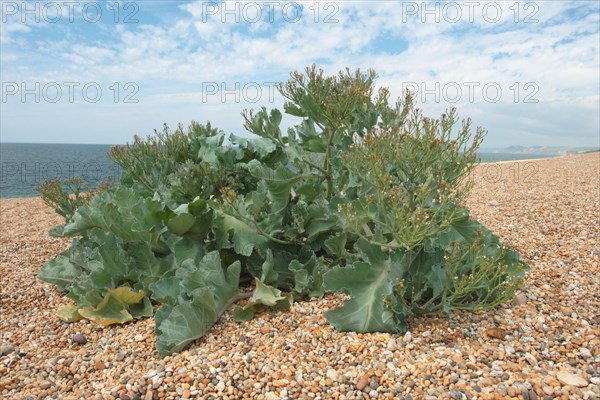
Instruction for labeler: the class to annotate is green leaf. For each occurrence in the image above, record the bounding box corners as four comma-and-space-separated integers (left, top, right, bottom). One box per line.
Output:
48, 224, 66, 237
323, 240, 398, 333
243, 107, 283, 142
288, 254, 327, 298
232, 306, 255, 322
154, 252, 242, 356
37, 237, 102, 292
154, 288, 218, 356
260, 249, 278, 283
427, 210, 482, 251
149, 276, 182, 306
230, 134, 277, 160
253, 279, 292, 307
246, 160, 299, 214
246, 246, 297, 289
88, 242, 129, 289
166, 213, 196, 235
38, 254, 83, 291
324, 233, 347, 257
130, 297, 154, 319
284, 101, 307, 117
212, 209, 269, 256
305, 216, 337, 241
62, 187, 168, 252
296, 119, 327, 152
430, 263, 447, 298
165, 236, 206, 265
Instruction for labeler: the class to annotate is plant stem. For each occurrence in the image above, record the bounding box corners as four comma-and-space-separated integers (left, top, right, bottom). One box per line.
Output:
324, 128, 338, 199
217, 291, 253, 319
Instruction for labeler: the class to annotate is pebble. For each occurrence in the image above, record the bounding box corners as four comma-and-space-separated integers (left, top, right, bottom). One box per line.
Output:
486, 327, 507, 339
542, 385, 554, 396
72, 333, 87, 345
524, 352, 538, 367
259, 325, 270, 334
556, 370, 588, 387
326, 369, 339, 381
356, 374, 370, 390
579, 348, 592, 358
512, 292, 528, 306
273, 379, 288, 387
0, 341, 15, 356
387, 339, 397, 351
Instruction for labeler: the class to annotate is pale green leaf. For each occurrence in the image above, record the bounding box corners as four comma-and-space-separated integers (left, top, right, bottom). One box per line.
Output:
233, 280, 292, 322
57, 305, 83, 323
323, 240, 398, 333
78, 287, 146, 327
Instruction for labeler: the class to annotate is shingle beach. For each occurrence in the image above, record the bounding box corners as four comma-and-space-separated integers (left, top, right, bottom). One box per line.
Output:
1, 152, 598, 400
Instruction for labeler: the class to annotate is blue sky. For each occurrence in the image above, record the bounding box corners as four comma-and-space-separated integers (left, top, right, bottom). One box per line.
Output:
1, 0, 599, 148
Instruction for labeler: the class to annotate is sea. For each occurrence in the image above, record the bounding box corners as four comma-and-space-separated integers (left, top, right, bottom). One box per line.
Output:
0, 143, 554, 199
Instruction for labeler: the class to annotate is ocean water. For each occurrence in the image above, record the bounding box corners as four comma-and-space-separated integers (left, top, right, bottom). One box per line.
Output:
0, 143, 120, 199
0, 143, 553, 199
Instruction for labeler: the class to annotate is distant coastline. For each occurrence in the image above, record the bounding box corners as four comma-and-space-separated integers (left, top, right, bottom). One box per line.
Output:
478, 152, 556, 163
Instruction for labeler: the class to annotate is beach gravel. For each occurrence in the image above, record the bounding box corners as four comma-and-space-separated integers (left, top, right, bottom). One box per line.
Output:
1, 153, 598, 399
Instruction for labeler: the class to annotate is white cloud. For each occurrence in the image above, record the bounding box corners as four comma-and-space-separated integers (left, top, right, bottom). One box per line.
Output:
0, 20, 31, 44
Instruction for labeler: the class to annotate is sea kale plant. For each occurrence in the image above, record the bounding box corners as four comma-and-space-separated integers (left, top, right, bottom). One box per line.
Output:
37, 66, 528, 356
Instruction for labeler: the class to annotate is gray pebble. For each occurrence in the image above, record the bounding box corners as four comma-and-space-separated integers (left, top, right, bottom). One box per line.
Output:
72, 333, 87, 345
579, 348, 592, 358
0, 342, 15, 356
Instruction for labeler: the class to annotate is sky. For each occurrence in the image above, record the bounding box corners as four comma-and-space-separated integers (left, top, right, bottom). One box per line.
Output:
0, 0, 599, 148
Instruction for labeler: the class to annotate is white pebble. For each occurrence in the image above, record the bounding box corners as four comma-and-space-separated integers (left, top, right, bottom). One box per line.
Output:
579, 348, 592, 358
326, 369, 339, 381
